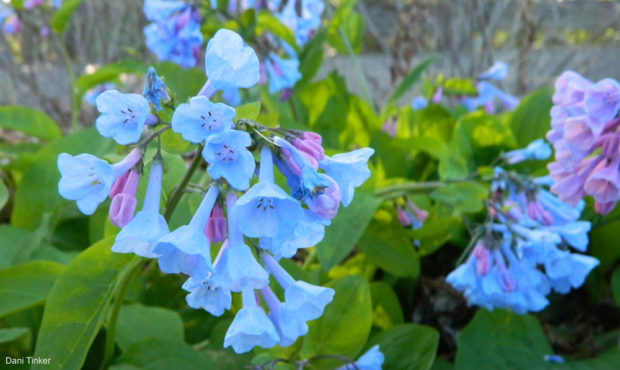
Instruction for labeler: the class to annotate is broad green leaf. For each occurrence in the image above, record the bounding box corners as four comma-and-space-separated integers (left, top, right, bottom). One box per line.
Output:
316, 189, 382, 270
611, 266, 620, 307
370, 282, 404, 329
565, 349, 620, 370
298, 28, 327, 87
153, 62, 205, 103
0, 261, 65, 317
11, 127, 115, 230
455, 309, 553, 370
509, 87, 553, 147
75, 59, 146, 97
388, 56, 440, 104
358, 219, 419, 278
257, 12, 298, 51
114, 338, 214, 370
368, 324, 440, 370
161, 129, 192, 155
0, 225, 30, 269
442, 78, 477, 96
116, 304, 185, 351
235, 101, 261, 120
51, 0, 84, 34
0, 179, 7, 210
33, 237, 134, 370
430, 182, 488, 214
328, 11, 365, 55
0, 327, 30, 344
301, 275, 372, 365
410, 214, 460, 257
0, 106, 62, 140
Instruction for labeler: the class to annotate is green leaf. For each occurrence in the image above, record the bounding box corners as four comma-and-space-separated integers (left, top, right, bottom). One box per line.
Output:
430, 182, 489, 214
410, 214, 460, 257
328, 11, 364, 54
114, 338, 214, 370
153, 62, 205, 103
0, 327, 30, 344
51, 0, 84, 34
358, 219, 420, 278
256, 12, 298, 51
75, 59, 146, 97
370, 282, 404, 329
316, 189, 382, 270
298, 28, 327, 87
301, 275, 373, 365
611, 266, 620, 307
565, 349, 620, 370
442, 78, 477, 96
235, 101, 261, 120
0, 106, 62, 140
0, 261, 65, 317
0, 225, 30, 269
160, 129, 192, 155
509, 87, 553, 147
33, 237, 134, 370
368, 324, 440, 370
387, 56, 440, 104
0, 179, 8, 210
454, 309, 553, 370
115, 304, 185, 351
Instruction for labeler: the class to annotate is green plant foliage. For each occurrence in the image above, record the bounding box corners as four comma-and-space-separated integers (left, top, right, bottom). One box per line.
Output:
509, 87, 553, 147
115, 304, 185, 351
368, 324, 440, 370
50, 0, 84, 34
316, 189, 382, 270
33, 238, 134, 369
0, 106, 62, 141
454, 309, 553, 370
300, 275, 373, 366
0, 261, 65, 317
112, 338, 214, 370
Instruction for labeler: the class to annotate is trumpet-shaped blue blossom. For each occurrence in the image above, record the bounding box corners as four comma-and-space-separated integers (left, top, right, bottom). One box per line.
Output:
319, 148, 375, 207
95, 90, 149, 145
478, 61, 508, 81
412, 96, 428, 110
265, 53, 302, 94
338, 345, 385, 370
221, 88, 241, 106
259, 210, 326, 260
260, 286, 309, 347
203, 29, 260, 91
202, 130, 255, 191
448, 156, 597, 313
144, 6, 202, 68
504, 139, 552, 164
183, 275, 232, 316
57, 149, 142, 215
263, 253, 334, 321
111, 161, 169, 258
224, 287, 280, 354
153, 186, 219, 279
231, 146, 304, 239
171, 96, 235, 143
142, 66, 170, 111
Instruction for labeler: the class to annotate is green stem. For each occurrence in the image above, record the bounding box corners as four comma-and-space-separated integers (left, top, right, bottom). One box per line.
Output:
163, 144, 205, 221
375, 181, 447, 198
100, 256, 142, 370
53, 31, 79, 133
338, 26, 374, 107
303, 248, 317, 270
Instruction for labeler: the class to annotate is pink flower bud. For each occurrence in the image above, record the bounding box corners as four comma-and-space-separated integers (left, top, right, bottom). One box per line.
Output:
109, 171, 131, 199
473, 244, 489, 276
396, 206, 412, 227
205, 205, 227, 242
595, 200, 616, 215
108, 169, 140, 228
306, 176, 341, 220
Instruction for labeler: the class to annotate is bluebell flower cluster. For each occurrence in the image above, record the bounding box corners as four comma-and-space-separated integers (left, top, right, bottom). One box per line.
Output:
410, 61, 519, 113
57, 29, 374, 354
143, 0, 203, 68
446, 140, 598, 313
546, 71, 620, 214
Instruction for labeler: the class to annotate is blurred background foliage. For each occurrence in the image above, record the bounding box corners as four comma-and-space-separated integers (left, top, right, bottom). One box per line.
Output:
0, 0, 619, 369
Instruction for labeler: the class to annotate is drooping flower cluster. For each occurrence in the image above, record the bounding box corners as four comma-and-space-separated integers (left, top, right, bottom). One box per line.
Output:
57, 29, 374, 354
143, 0, 203, 68
546, 71, 620, 214
410, 61, 519, 113
446, 140, 598, 313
